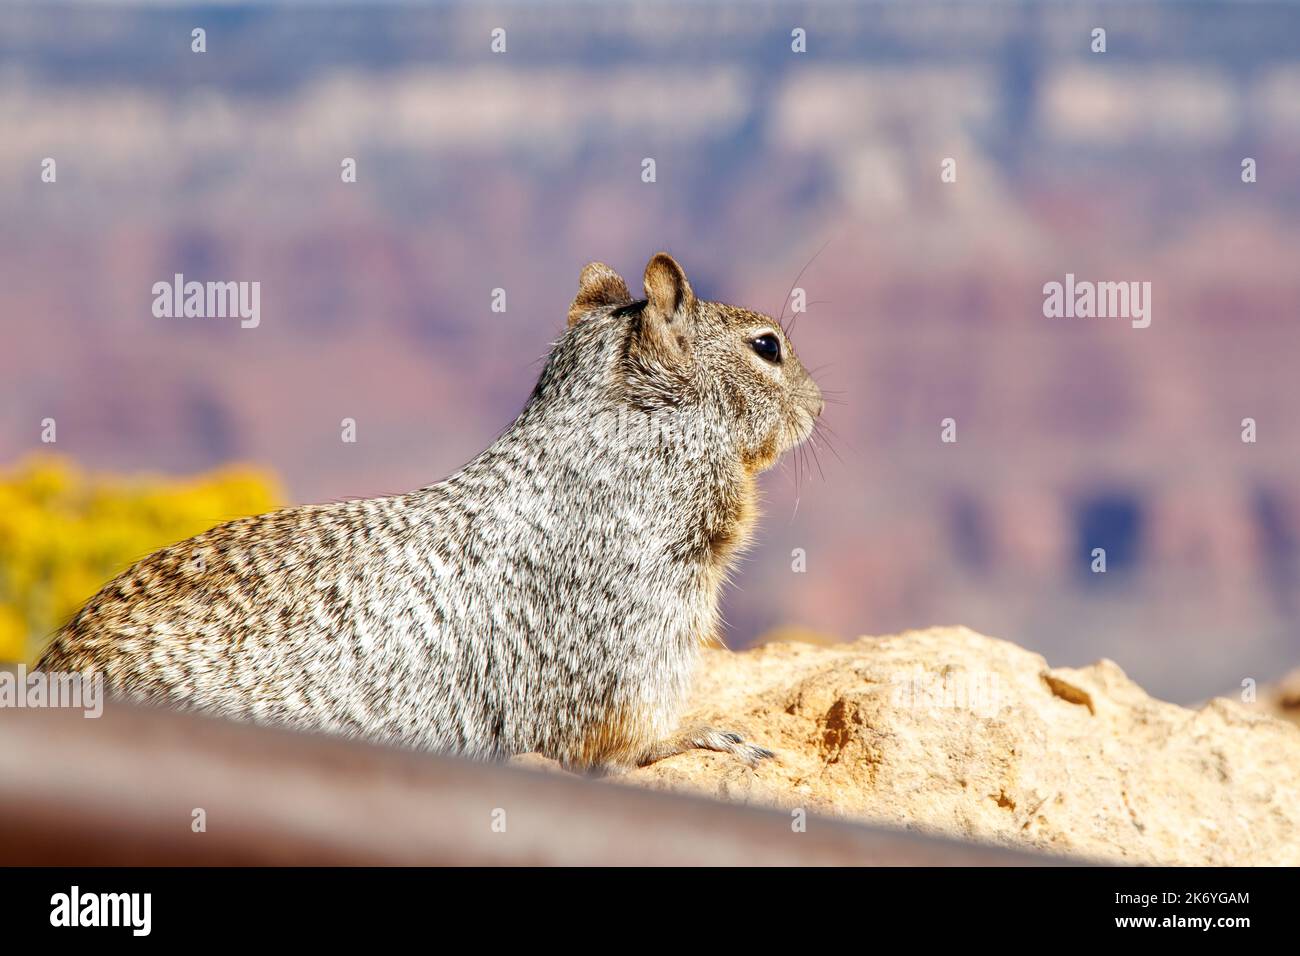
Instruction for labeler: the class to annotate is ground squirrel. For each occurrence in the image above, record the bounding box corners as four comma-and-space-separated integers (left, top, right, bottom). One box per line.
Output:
38, 253, 824, 771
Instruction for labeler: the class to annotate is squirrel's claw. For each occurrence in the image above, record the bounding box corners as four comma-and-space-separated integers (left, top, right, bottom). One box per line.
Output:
733, 742, 776, 766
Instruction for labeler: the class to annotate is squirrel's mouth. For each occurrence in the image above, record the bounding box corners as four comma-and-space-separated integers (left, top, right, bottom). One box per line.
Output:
790, 389, 823, 445
762, 407, 818, 470
745, 391, 824, 474
790, 409, 818, 449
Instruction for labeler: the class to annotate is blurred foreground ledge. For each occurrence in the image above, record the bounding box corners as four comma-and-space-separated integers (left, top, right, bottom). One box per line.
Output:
0, 695, 1042, 867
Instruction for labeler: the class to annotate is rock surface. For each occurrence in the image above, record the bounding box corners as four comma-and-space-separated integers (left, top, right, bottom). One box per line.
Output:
619, 627, 1300, 865
1261, 667, 1300, 729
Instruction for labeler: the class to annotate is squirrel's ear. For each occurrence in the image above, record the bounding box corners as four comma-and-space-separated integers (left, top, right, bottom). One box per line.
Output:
568, 261, 631, 327
642, 252, 696, 326
635, 252, 698, 365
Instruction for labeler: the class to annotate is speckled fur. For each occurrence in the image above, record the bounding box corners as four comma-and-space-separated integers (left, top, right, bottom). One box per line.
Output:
38, 254, 823, 771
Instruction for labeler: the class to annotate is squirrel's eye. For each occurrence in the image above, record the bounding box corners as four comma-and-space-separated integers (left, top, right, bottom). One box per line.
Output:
750, 334, 782, 364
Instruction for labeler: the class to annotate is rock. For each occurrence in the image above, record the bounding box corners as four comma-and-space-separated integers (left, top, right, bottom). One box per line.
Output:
1260, 667, 1300, 729
619, 627, 1300, 865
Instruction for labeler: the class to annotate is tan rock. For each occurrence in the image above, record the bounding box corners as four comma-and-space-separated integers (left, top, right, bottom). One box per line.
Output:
1260, 667, 1300, 729
619, 627, 1300, 865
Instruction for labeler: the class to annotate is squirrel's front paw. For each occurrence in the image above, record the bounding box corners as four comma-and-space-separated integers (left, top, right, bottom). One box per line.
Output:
638, 724, 775, 767
695, 727, 775, 766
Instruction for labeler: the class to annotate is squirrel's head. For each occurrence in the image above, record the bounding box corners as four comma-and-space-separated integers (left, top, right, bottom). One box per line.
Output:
566, 252, 824, 473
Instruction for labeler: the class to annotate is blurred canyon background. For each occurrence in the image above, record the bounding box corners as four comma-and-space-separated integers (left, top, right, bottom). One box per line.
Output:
2, 1, 1299, 702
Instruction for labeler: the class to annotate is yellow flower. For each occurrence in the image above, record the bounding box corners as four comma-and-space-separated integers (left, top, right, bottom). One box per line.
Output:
0, 604, 26, 663
0, 454, 281, 663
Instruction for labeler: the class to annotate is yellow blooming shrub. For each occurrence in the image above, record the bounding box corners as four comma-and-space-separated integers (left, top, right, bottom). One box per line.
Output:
0, 455, 281, 663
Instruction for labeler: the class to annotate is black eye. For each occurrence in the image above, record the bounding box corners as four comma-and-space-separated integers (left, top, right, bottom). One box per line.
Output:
750, 334, 782, 364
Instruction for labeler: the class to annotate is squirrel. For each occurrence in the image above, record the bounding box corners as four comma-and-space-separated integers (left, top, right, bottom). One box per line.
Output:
37, 253, 824, 772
